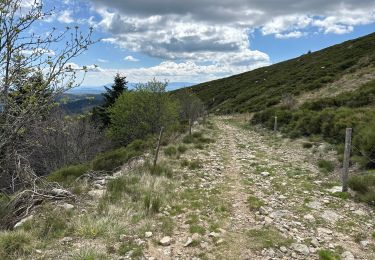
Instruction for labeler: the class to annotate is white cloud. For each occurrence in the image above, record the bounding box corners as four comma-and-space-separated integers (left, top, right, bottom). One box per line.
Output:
58, 10, 74, 24
97, 58, 108, 63
275, 31, 308, 39
124, 55, 139, 62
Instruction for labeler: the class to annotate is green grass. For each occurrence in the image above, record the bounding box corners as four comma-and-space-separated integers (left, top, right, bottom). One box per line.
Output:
177, 145, 188, 154
318, 249, 341, 260
47, 164, 89, 186
348, 173, 375, 206
188, 160, 203, 170
0, 230, 32, 259
247, 228, 293, 249
73, 247, 108, 260
317, 160, 335, 173
246, 195, 264, 210
302, 142, 313, 149
189, 224, 206, 235
164, 146, 177, 157
118, 241, 143, 258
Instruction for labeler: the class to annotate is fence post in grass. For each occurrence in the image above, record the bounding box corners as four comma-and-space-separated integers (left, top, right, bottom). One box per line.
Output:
274, 116, 278, 132
153, 126, 164, 168
342, 128, 352, 192
189, 118, 192, 136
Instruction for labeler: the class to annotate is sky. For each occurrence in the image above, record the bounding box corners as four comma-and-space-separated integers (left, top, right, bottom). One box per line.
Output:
31, 0, 375, 86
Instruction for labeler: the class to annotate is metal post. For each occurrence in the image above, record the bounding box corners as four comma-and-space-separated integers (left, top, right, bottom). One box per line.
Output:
274, 116, 278, 132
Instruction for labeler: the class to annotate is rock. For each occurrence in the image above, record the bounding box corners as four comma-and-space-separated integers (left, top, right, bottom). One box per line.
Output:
321, 210, 341, 223
145, 232, 153, 238
359, 240, 369, 247
327, 186, 342, 193
260, 172, 270, 177
61, 203, 74, 210
280, 246, 288, 253
159, 236, 172, 246
264, 216, 273, 225
51, 188, 71, 196
88, 189, 105, 198
184, 237, 193, 247
291, 243, 310, 255
61, 237, 74, 243
306, 201, 321, 210
341, 251, 355, 260
317, 227, 333, 235
259, 206, 268, 215
353, 209, 366, 216
209, 232, 221, 238
304, 214, 315, 222
215, 238, 224, 245
14, 215, 34, 229
269, 210, 289, 219
311, 238, 319, 247
192, 233, 200, 241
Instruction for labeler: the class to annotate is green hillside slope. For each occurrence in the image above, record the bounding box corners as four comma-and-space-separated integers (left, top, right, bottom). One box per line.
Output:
185, 32, 375, 114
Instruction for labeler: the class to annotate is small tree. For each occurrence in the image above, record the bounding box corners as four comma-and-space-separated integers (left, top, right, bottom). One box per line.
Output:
108, 79, 178, 146
93, 73, 128, 126
0, 0, 95, 191
176, 89, 204, 135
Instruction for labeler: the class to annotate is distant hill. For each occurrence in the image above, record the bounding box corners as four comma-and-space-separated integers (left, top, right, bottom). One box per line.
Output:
68, 82, 195, 95
58, 94, 104, 114
181, 32, 375, 114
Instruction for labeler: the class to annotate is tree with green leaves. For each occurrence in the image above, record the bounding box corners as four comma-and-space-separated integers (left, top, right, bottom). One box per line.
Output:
93, 73, 128, 127
108, 79, 178, 146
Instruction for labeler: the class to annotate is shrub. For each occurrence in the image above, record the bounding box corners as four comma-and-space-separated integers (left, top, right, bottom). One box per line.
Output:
35, 208, 71, 239
149, 163, 173, 178
192, 132, 202, 138
177, 145, 188, 154
302, 142, 313, 149
164, 146, 177, 157
317, 160, 335, 173
188, 160, 202, 170
182, 135, 194, 144
318, 249, 340, 260
144, 191, 162, 215
0, 230, 32, 258
118, 241, 143, 257
353, 117, 375, 167
348, 174, 375, 206
47, 164, 89, 186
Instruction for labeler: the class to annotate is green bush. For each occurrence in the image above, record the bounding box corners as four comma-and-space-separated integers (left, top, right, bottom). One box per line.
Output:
353, 117, 375, 167
348, 174, 375, 206
149, 163, 173, 178
177, 145, 188, 154
302, 142, 313, 149
164, 146, 177, 157
182, 135, 194, 144
0, 230, 32, 258
317, 160, 335, 173
47, 164, 89, 185
188, 160, 202, 170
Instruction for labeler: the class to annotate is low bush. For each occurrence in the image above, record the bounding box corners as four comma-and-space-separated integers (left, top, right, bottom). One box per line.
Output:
247, 195, 264, 210
47, 164, 89, 186
317, 160, 335, 173
348, 173, 375, 206
182, 135, 194, 144
149, 163, 173, 178
177, 145, 188, 154
164, 146, 177, 157
302, 142, 313, 149
188, 160, 203, 170
144, 191, 162, 215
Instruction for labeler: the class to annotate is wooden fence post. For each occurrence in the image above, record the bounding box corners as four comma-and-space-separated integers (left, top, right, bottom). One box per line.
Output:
274, 116, 278, 132
153, 127, 164, 168
189, 118, 192, 136
342, 128, 352, 192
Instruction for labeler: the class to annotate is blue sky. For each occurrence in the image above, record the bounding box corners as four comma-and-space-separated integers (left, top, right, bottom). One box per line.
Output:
33, 0, 375, 86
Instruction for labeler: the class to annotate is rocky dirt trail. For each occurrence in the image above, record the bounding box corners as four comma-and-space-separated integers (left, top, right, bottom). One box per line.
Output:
145, 116, 375, 260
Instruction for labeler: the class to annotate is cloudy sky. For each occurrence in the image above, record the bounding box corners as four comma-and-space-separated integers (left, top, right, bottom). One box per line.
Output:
36, 0, 375, 86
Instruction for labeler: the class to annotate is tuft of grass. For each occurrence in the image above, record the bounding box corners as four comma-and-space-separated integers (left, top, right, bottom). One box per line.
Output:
149, 163, 173, 178
318, 249, 341, 260
247, 195, 264, 210
192, 132, 202, 138
188, 160, 203, 170
317, 160, 335, 173
189, 224, 205, 235
247, 228, 293, 249
144, 191, 162, 215
372, 231, 375, 239
34, 208, 72, 239
0, 230, 32, 259
92, 147, 141, 172
118, 241, 143, 258
73, 247, 108, 260
160, 216, 174, 236
47, 164, 89, 186
74, 216, 111, 239
332, 192, 349, 200
177, 145, 188, 154
182, 135, 194, 144
164, 146, 177, 157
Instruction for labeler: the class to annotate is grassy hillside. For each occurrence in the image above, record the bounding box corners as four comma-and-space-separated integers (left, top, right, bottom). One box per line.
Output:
184, 32, 375, 113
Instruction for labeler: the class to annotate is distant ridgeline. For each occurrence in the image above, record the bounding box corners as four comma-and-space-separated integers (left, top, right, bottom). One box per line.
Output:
180, 32, 375, 168
57, 93, 104, 114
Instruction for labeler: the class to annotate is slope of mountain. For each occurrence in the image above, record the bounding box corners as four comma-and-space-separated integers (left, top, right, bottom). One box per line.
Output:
184, 32, 375, 114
